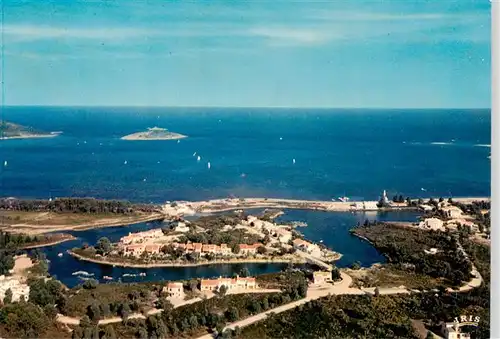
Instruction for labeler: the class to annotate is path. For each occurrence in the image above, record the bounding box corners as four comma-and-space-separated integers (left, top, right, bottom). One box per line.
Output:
295, 251, 333, 271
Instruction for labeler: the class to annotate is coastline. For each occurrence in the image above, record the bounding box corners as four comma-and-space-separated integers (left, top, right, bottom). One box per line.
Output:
5, 212, 166, 235
120, 133, 187, 141
174, 196, 490, 215
68, 250, 306, 268
0, 134, 59, 140
21, 234, 77, 249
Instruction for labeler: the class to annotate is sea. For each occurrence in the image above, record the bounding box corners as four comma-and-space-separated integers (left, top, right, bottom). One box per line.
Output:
0, 107, 491, 287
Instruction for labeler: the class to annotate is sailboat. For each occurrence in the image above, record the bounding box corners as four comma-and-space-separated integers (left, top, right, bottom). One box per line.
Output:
3, 161, 7, 167
292, 158, 296, 164
207, 162, 211, 169
197, 156, 201, 161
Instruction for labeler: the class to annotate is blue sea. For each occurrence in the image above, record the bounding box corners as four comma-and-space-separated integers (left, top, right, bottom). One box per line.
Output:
0, 107, 491, 287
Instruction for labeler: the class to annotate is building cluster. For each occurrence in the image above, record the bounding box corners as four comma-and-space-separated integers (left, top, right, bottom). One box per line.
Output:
162, 275, 258, 299
292, 238, 321, 257
120, 229, 164, 245
170, 242, 262, 256
0, 275, 30, 303
200, 276, 258, 292
242, 215, 292, 244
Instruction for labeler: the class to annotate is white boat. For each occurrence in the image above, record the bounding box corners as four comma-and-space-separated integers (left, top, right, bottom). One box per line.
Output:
124, 160, 128, 165
57, 253, 63, 257
292, 159, 296, 164
338, 197, 350, 202
103, 276, 113, 280
197, 155, 201, 161
193, 152, 197, 157
207, 162, 211, 169
3, 161, 7, 167
139, 272, 146, 277
72, 271, 94, 277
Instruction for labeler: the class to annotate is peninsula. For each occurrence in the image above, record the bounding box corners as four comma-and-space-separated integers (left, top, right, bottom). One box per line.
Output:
121, 127, 187, 140
0, 121, 60, 140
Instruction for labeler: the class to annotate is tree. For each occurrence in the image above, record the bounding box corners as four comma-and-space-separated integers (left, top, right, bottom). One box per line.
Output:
87, 302, 101, 323
350, 261, 361, 270
216, 285, 228, 297
331, 268, 341, 281
83, 279, 98, 289
104, 325, 117, 339
3, 288, 12, 304
374, 287, 380, 297
96, 237, 112, 255
226, 307, 239, 322
80, 315, 92, 329
232, 244, 241, 254
257, 246, 267, 255
239, 267, 250, 277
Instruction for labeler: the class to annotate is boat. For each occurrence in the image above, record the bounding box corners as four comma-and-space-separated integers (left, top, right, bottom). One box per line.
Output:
124, 160, 128, 165
338, 196, 350, 202
123, 273, 137, 277
139, 272, 146, 277
197, 155, 201, 161
207, 162, 211, 169
72, 271, 94, 277
57, 253, 63, 257
193, 152, 197, 157
292, 158, 296, 164
103, 276, 113, 280
3, 161, 7, 167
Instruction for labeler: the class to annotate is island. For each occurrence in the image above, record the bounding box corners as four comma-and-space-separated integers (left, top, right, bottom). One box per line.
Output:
0, 121, 61, 140
69, 213, 341, 268
121, 127, 187, 141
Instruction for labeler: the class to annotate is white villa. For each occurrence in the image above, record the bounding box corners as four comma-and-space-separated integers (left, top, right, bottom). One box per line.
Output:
163, 282, 184, 299
200, 275, 258, 292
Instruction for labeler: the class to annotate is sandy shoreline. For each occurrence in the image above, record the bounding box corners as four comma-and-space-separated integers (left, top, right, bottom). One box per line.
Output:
68, 250, 305, 268
5, 213, 166, 235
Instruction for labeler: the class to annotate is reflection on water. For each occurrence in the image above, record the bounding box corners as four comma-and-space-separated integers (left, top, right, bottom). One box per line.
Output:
39, 209, 420, 288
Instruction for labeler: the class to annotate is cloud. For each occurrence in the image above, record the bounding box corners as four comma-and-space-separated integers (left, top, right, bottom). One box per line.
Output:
248, 27, 336, 46
3, 25, 160, 42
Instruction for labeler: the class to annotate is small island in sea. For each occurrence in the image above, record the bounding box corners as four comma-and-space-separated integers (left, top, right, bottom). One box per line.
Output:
0, 121, 61, 140
121, 127, 187, 140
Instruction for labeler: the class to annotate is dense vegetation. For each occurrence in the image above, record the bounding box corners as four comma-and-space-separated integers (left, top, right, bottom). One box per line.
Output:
0, 121, 45, 137
239, 240, 490, 339
69, 270, 309, 339
352, 223, 471, 286
0, 198, 160, 214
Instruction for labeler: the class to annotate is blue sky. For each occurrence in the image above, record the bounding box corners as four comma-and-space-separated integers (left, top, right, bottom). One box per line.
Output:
1, 0, 491, 108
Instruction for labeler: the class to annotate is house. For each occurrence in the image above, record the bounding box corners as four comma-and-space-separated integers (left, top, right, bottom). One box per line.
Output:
418, 218, 445, 231
441, 322, 472, 339
202, 244, 217, 254
239, 243, 260, 255
219, 243, 232, 255
163, 282, 184, 299
174, 222, 190, 233
121, 233, 142, 245
193, 243, 203, 254
441, 206, 464, 219
124, 244, 145, 256
145, 243, 162, 254
313, 271, 332, 285
200, 279, 220, 291
200, 276, 258, 292
274, 228, 292, 244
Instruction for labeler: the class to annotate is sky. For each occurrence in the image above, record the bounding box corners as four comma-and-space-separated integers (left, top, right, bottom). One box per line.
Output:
0, 0, 491, 108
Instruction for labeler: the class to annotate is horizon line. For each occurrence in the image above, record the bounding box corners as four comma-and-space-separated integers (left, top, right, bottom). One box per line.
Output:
0, 105, 492, 110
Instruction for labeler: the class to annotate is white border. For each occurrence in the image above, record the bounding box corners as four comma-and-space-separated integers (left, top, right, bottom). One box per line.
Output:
492, 1, 499, 338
